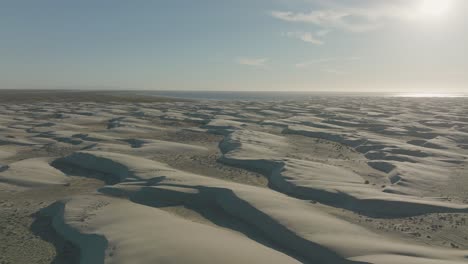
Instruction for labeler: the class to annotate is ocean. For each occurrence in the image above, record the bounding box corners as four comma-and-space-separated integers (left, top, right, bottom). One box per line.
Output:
137, 91, 467, 101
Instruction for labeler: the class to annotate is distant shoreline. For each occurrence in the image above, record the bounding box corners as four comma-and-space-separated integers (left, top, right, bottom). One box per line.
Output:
0, 89, 465, 103
137, 90, 468, 101
0, 90, 190, 104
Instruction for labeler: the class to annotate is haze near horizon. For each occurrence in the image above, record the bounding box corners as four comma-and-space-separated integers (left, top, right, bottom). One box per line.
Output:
0, 0, 467, 93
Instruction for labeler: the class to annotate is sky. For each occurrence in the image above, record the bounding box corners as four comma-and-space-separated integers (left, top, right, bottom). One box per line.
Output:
0, 0, 467, 93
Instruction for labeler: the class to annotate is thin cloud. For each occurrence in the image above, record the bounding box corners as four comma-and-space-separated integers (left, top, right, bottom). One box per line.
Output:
236, 57, 268, 67
296, 57, 361, 68
285, 31, 325, 45
271, 1, 423, 33
271, 10, 381, 33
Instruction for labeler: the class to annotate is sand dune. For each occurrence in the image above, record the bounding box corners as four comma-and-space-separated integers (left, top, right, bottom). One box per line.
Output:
40, 195, 301, 264
40, 151, 468, 263
219, 129, 468, 216
0, 158, 69, 187
1, 92, 467, 264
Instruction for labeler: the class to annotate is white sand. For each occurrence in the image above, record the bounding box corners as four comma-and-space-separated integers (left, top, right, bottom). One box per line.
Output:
1, 93, 468, 264
0, 158, 69, 187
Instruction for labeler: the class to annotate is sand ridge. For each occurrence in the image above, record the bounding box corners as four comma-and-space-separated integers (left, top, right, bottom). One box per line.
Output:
0, 92, 467, 263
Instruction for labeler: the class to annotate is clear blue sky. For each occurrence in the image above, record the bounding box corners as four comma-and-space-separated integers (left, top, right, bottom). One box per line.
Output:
1, 0, 467, 93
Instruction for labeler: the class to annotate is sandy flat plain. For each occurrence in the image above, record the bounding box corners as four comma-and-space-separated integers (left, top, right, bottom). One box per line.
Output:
0, 91, 467, 264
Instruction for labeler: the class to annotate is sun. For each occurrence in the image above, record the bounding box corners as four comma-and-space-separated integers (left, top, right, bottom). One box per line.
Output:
418, 0, 452, 17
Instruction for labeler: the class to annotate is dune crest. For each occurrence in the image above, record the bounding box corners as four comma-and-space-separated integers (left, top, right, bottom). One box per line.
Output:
1, 93, 467, 263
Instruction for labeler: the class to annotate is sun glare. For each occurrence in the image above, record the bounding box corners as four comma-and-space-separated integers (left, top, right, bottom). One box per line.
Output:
418, 0, 452, 17
395, 93, 466, 98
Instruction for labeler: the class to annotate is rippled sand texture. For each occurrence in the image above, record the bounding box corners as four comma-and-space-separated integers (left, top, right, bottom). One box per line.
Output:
1, 92, 467, 264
